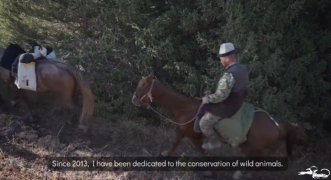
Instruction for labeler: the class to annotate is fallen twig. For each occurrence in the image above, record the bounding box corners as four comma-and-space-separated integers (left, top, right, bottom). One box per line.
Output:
57, 126, 64, 142
142, 148, 153, 156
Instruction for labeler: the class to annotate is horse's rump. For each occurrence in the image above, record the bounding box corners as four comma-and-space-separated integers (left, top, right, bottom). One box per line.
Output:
13, 55, 67, 92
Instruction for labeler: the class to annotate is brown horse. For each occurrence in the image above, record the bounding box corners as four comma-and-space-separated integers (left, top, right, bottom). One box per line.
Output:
0, 45, 94, 132
132, 74, 298, 179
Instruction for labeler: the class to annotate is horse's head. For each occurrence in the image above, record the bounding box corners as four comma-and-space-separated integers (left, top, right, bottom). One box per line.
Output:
132, 74, 157, 107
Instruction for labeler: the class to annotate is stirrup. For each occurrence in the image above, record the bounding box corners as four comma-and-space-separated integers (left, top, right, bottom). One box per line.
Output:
202, 141, 222, 150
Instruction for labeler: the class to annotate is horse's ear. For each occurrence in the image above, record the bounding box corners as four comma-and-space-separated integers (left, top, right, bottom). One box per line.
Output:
147, 73, 154, 79
149, 73, 156, 79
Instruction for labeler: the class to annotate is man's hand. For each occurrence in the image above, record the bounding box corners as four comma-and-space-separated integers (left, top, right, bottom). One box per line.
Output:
201, 96, 208, 105
204, 90, 211, 95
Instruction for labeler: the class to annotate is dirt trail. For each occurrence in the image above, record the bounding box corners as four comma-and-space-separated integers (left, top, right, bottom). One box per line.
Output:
0, 95, 330, 180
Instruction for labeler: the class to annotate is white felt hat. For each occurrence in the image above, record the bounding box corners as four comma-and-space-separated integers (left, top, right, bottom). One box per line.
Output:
219, 43, 236, 57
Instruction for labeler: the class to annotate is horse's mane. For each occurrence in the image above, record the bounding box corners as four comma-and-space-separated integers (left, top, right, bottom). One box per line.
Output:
154, 80, 201, 110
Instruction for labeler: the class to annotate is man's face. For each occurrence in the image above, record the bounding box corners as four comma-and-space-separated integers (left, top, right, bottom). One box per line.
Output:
220, 56, 227, 67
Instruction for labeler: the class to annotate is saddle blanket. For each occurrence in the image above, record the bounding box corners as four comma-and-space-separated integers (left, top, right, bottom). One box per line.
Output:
194, 102, 255, 146
14, 60, 37, 91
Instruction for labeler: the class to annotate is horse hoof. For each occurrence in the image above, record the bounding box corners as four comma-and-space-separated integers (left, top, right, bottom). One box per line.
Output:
232, 171, 243, 180
203, 171, 214, 177
78, 124, 88, 133
160, 151, 169, 157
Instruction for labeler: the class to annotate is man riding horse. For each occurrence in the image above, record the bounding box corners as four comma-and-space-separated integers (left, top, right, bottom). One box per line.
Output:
199, 43, 249, 150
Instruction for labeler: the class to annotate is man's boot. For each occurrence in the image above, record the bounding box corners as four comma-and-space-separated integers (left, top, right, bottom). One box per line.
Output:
202, 137, 222, 150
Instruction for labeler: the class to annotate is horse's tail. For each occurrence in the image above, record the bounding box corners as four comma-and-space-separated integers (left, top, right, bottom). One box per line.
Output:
66, 66, 94, 125
279, 120, 297, 158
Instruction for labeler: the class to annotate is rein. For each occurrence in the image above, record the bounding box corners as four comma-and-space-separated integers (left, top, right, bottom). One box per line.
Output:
134, 79, 199, 126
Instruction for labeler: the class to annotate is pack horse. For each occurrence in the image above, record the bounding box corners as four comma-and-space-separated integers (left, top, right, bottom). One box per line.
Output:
0, 43, 94, 132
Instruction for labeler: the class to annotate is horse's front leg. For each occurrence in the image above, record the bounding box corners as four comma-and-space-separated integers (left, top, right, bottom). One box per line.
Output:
0, 93, 10, 113
161, 127, 185, 156
18, 90, 41, 123
190, 137, 215, 177
233, 145, 261, 180
190, 137, 206, 155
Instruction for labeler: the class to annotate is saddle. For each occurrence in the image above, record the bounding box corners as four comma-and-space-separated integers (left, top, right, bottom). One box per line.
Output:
11, 54, 36, 74
194, 102, 256, 147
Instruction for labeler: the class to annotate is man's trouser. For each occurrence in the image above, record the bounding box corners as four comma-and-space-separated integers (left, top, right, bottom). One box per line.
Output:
199, 112, 221, 140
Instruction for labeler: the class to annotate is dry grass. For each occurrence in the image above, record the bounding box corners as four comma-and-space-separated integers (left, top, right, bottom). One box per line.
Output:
0, 97, 330, 180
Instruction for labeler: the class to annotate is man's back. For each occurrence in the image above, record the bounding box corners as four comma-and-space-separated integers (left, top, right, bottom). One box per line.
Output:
205, 63, 249, 118
227, 63, 249, 96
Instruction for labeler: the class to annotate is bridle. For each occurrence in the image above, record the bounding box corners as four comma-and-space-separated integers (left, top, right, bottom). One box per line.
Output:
134, 79, 155, 105
133, 79, 198, 125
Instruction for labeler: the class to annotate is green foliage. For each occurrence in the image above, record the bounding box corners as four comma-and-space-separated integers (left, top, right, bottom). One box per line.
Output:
0, 0, 330, 125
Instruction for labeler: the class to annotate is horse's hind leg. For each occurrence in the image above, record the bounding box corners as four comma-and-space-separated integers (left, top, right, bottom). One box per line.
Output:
60, 95, 85, 130
161, 127, 185, 156
0, 93, 10, 113
44, 73, 87, 132
233, 144, 263, 180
